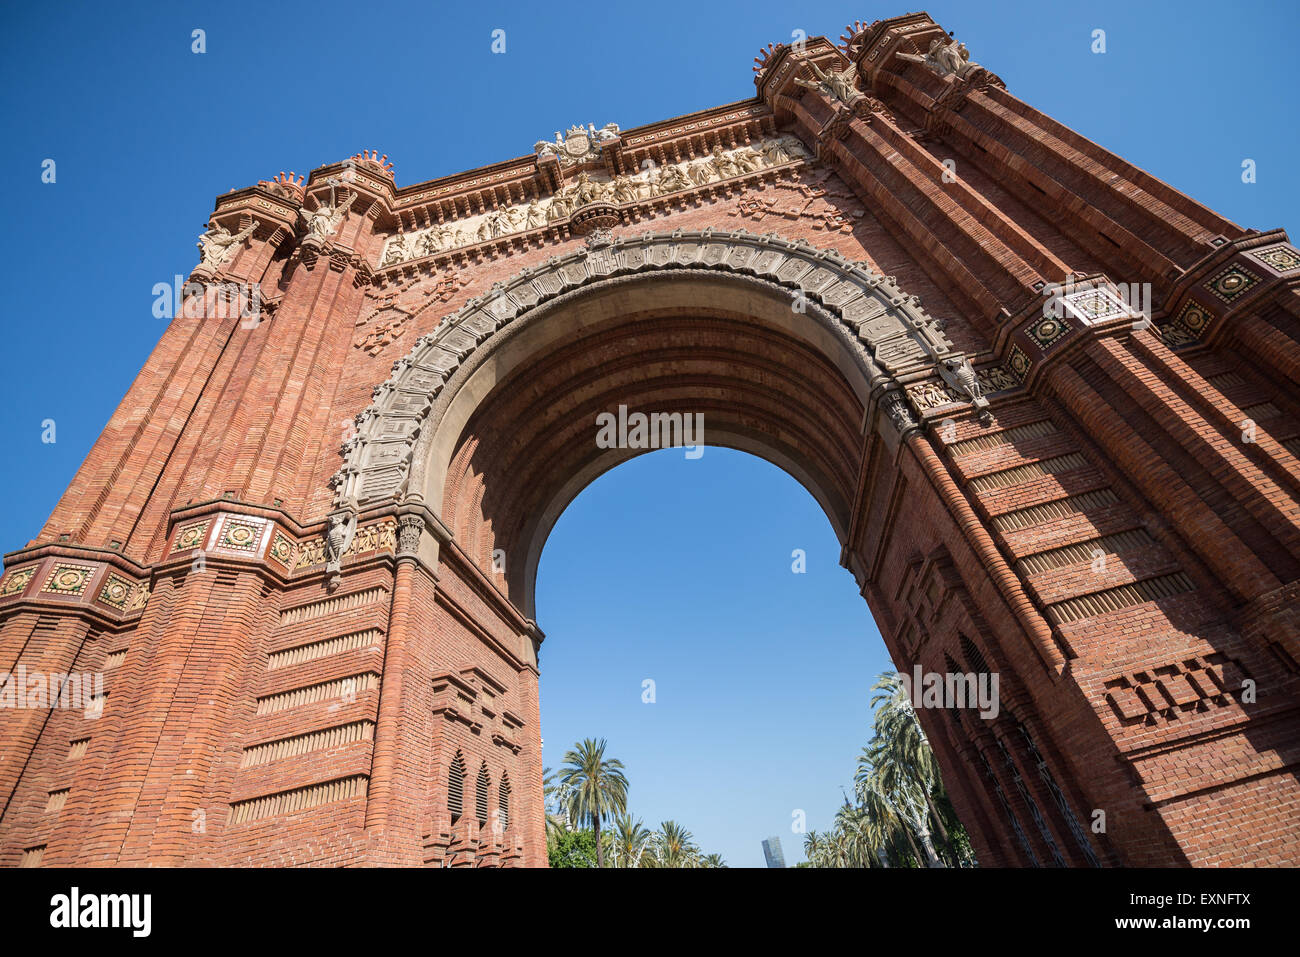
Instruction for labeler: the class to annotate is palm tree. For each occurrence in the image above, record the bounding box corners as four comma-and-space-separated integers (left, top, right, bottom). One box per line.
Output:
834, 800, 886, 867
870, 674, 952, 856
803, 830, 824, 866
541, 766, 572, 842
557, 738, 628, 867
866, 674, 946, 867
700, 852, 726, 868
649, 820, 699, 868
610, 814, 652, 869
856, 761, 923, 865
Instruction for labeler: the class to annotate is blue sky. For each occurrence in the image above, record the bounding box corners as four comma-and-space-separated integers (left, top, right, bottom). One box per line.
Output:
1, 1, 1297, 866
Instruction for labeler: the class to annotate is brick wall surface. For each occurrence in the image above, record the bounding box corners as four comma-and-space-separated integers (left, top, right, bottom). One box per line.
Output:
1, 13, 1297, 867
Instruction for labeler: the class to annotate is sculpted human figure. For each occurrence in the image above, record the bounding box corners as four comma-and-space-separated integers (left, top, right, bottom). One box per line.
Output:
481, 207, 519, 239
793, 60, 863, 107
687, 160, 714, 187
708, 146, 740, 179
534, 132, 563, 157
732, 146, 764, 174
898, 36, 978, 79
612, 175, 639, 204
547, 192, 572, 222
761, 135, 802, 166
197, 220, 260, 267
573, 172, 606, 207
300, 199, 347, 244
656, 164, 690, 193
524, 200, 547, 228
382, 234, 409, 266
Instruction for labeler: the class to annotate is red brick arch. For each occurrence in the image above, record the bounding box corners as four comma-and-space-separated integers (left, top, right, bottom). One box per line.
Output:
339, 230, 990, 616
3, 10, 1298, 869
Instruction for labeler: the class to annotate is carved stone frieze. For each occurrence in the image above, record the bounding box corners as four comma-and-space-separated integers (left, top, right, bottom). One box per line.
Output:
906, 364, 1019, 412
294, 518, 399, 571
376, 135, 810, 269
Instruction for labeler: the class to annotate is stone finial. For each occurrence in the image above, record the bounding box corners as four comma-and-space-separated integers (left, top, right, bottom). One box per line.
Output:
350, 150, 395, 178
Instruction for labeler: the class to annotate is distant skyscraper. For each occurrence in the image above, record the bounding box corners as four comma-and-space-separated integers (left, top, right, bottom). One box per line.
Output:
762, 836, 786, 868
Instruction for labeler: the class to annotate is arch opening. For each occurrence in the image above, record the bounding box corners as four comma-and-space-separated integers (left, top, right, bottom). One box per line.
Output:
532, 445, 887, 866
431, 271, 877, 619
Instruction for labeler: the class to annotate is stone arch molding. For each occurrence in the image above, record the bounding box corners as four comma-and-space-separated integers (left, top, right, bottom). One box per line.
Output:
330, 228, 987, 516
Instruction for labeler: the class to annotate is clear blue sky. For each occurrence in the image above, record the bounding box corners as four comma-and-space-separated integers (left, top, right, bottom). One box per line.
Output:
1, 1, 1297, 867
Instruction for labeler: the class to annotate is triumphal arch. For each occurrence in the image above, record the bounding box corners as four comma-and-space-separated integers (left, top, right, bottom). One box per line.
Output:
2, 13, 1298, 867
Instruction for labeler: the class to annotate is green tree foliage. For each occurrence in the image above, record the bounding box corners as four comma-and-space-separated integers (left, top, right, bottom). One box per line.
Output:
547, 828, 599, 868
546, 739, 726, 867
803, 672, 977, 868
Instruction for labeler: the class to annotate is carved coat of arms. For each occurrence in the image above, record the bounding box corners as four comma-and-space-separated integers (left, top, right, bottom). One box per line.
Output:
535, 123, 620, 167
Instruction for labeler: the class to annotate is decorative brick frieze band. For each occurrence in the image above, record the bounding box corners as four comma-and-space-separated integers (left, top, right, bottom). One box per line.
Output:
228, 775, 369, 825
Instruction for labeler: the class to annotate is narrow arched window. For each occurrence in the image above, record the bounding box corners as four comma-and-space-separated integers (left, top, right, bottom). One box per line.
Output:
448, 752, 466, 824
498, 774, 511, 831
476, 763, 490, 827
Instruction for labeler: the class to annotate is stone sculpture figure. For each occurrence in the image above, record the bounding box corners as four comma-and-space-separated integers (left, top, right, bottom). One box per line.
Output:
732, 146, 764, 174
418, 229, 442, 257
612, 175, 640, 204
197, 220, 260, 268
708, 146, 741, 180
761, 136, 801, 165
524, 200, 547, 229
656, 164, 691, 194
939, 355, 991, 418
687, 161, 715, 187
571, 172, 607, 208
534, 132, 563, 158
382, 234, 409, 266
547, 193, 572, 222
324, 510, 357, 589
793, 60, 863, 107
300, 200, 348, 244
898, 36, 979, 79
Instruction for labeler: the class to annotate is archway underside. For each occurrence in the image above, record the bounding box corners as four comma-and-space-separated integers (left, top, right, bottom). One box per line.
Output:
441, 307, 867, 617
